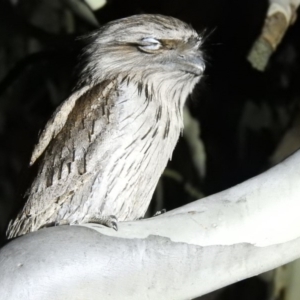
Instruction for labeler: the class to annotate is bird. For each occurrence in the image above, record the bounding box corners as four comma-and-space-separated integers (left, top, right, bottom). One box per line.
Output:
6, 14, 205, 238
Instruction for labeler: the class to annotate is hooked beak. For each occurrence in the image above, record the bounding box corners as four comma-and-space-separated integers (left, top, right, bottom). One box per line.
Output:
178, 53, 205, 76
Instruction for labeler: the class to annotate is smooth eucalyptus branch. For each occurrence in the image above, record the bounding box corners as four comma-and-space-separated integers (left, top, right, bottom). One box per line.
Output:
1, 150, 300, 300
247, 0, 300, 71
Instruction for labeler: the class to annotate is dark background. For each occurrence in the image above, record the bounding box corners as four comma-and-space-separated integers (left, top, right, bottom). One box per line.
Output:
1, 0, 300, 299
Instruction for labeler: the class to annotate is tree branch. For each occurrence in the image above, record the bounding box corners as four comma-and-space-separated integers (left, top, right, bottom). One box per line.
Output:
1, 150, 300, 299
247, 0, 300, 71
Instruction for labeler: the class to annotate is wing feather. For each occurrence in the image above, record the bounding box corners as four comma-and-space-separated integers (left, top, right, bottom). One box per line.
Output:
29, 85, 91, 166
7, 79, 118, 238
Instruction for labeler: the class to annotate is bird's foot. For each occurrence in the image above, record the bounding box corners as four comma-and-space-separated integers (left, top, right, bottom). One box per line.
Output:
153, 208, 167, 217
85, 215, 118, 231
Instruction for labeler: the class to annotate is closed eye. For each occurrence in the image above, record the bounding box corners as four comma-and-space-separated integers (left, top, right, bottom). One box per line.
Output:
138, 37, 162, 53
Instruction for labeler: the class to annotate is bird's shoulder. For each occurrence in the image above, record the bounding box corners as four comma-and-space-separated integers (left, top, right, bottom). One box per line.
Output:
30, 79, 118, 166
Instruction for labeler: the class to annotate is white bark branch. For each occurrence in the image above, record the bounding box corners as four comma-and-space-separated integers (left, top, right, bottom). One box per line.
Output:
1, 150, 300, 299
247, 0, 300, 71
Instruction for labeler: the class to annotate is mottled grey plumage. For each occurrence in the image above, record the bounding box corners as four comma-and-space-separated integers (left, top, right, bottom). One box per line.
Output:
7, 14, 205, 238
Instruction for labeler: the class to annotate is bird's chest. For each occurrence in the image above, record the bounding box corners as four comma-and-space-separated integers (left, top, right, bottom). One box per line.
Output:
116, 82, 182, 170
91, 82, 183, 220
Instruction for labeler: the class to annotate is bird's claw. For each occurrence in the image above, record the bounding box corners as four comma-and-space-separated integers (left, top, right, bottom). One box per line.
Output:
86, 215, 118, 231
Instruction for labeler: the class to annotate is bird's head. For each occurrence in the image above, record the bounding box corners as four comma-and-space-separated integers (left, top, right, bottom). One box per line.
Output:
78, 14, 205, 90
